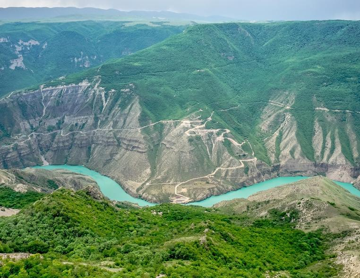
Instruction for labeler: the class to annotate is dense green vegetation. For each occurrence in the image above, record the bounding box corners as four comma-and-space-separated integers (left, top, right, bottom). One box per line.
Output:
0, 188, 340, 277
48, 20, 360, 163
0, 21, 185, 97
0, 186, 44, 209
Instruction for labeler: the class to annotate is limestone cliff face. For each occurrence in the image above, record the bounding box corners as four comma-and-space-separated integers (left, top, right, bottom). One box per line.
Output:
260, 92, 360, 184
0, 80, 359, 203
0, 80, 152, 196
0, 80, 271, 202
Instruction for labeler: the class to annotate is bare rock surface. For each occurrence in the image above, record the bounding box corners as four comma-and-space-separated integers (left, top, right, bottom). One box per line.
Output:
0, 80, 359, 203
0, 207, 20, 217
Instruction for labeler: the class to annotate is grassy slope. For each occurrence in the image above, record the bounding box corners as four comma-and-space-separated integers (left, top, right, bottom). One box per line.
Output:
0, 21, 185, 97
48, 20, 360, 164
0, 188, 339, 277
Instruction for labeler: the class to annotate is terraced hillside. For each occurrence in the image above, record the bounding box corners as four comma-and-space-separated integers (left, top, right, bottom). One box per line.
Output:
1, 21, 360, 203
0, 21, 185, 97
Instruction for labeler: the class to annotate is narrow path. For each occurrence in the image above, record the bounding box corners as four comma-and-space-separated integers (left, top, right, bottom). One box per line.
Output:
268, 101, 292, 110
173, 156, 258, 204
315, 107, 360, 114
62, 261, 122, 273
218, 105, 240, 112
6, 116, 205, 148
184, 111, 214, 136
172, 125, 260, 204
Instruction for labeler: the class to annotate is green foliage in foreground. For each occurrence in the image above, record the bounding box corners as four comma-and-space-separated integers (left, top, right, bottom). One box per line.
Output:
0, 186, 44, 209
0, 189, 340, 277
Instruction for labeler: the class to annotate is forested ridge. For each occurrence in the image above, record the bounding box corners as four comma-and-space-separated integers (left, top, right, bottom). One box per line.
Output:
0, 187, 340, 277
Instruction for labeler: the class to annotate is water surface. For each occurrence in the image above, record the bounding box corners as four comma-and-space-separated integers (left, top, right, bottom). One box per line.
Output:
34, 165, 155, 207
189, 176, 308, 207
35, 165, 360, 207
191, 178, 360, 207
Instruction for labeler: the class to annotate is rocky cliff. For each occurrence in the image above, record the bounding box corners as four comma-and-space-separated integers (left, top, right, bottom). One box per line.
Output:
0, 78, 358, 203
0, 81, 273, 202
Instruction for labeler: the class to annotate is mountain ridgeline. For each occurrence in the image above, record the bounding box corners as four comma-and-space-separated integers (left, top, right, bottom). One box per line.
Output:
1, 21, 360, 203
0, 21, 185, 97
0, 7, 233, 23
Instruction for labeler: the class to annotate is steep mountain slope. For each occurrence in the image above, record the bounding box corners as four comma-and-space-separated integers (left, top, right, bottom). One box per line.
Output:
215, 177, 360, 278
0, 186, 340, 277
1, 21, 360, 203
0, 21, 184, 97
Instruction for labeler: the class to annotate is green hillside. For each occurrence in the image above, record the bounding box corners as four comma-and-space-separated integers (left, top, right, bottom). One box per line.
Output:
0, 186, 44, 209
0, 187, 339, 277
0, 21, 185, 97
215, 176, 360, 232
48, 20, 360, 163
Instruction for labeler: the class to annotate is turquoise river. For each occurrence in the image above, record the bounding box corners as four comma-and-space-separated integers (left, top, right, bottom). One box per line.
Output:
35, 165, 360, 207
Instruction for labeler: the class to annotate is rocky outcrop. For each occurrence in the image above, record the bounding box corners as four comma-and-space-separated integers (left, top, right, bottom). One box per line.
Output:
0, 168, 98, 193
83, 186, 104, 201
0, 207, 20, 217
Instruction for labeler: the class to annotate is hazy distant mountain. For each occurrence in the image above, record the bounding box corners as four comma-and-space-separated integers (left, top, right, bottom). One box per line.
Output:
0, 7, 234, 23
0, 21, 185, 97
